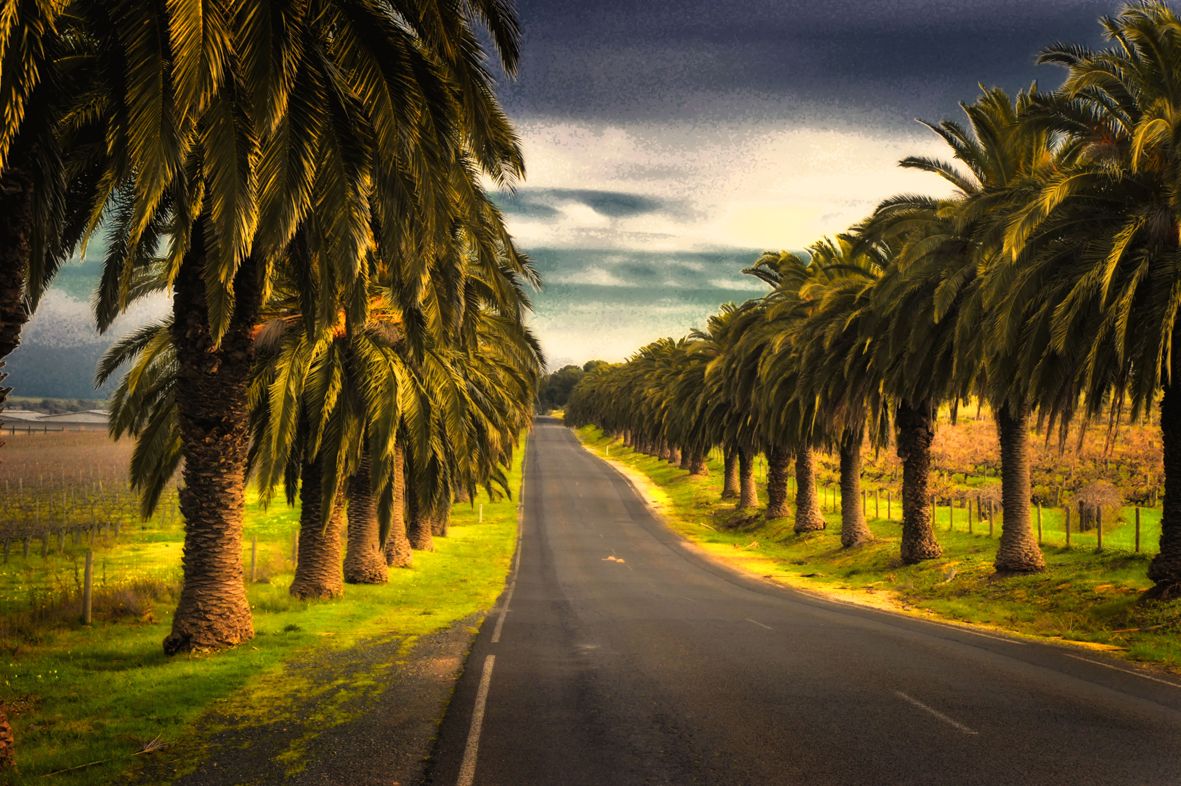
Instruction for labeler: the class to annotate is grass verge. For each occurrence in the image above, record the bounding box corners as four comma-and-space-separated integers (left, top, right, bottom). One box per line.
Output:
576, 426, 1181, 672
0, 443, 524, 784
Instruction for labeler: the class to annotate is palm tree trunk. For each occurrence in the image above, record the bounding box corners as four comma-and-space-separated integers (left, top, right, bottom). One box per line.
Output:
431, 500, 450, 537
455, 487, 471, 504
738, 448, 758, 508
679, 446, 692, 471
793, 448, 825, 533
343, 444, 389, 584
689, 449, 708, 475
765, 446, 791, 519
405, 467, 435, 551
840, 430, 872, 548
1149, 382, 1181, 597
384, 445, 413, 567
290, 456, 345, 599
668, 446, 681, 465
658, 440, 671, 461
994, 403, 1044, 573
722, 446, 740, 499
0, 144, 36, 441
163, 239, 257, 655
896, 399, 942, 564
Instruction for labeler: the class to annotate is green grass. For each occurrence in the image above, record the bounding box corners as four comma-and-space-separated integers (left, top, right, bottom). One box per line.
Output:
0, 444, 524, 784
579, 427, 1181, 673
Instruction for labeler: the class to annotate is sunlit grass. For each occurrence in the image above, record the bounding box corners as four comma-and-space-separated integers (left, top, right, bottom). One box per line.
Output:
0, 446, 524, 784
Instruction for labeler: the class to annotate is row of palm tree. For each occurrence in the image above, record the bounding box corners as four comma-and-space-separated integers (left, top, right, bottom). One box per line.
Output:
0, 0, 541, 658
566, 2, 1181, 599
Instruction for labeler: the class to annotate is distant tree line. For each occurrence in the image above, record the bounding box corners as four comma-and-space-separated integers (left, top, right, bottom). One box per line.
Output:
537, 361, 607, 412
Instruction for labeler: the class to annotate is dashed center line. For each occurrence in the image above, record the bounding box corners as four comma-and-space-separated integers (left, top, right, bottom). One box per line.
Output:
745, 618, 772, 630
895, 690, 978, 735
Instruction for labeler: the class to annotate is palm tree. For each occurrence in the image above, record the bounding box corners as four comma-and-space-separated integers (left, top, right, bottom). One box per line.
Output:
87, 0, 528, 652
1002, 2, 1181, 595
791, 235, 892, 548
741, 250, 827, 530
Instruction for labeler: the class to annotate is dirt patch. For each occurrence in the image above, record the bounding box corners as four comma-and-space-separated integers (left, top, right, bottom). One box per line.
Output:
138, 613, 485, 786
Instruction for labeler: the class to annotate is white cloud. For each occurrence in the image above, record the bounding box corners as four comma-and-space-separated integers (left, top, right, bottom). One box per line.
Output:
499, 119, 957, 252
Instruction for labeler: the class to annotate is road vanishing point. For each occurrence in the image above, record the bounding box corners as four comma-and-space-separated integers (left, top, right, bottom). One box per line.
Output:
427, 417, 1181, 785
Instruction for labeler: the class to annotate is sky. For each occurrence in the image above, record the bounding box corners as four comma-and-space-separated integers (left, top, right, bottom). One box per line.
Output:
494, 0, 1115, 370
7, 0, 1119, 397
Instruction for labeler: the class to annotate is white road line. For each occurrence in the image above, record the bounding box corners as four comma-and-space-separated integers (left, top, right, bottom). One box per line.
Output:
457, 655, 496, 786
745, 618, 772, 630
1064, 654, 1181, 688
491, 580, 516, 643
894, 690, 978, 735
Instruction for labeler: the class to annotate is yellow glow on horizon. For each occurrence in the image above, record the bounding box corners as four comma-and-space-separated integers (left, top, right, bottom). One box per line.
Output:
719, 202, 827, 250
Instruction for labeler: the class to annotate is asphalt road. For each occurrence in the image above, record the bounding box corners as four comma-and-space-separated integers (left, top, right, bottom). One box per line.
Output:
426, 417, 1181, 786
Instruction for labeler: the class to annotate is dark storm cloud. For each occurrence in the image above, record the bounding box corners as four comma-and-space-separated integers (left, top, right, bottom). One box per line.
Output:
501, 0, 1115, 126
492, 188, 672, 219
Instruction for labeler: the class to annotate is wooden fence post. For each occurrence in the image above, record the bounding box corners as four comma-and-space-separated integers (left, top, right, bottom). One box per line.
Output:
1096, 508, 1103, 551
1135, 507, 1142, 553
1037, 503, 1042, 544
250, 535, 258, 583
887, 491, 892, 521
875, 489, 880, 519
988, 501, 994, 537
930, 498, 936, 529
968, 500, 973, 534
1065, 506, 1071, 546
479, 503, 484, 523
82, 551, 93, 625
22, 537, 29, 559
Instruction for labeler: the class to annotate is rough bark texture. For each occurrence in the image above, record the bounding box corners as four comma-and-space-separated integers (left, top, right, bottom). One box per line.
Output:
406, 470, 435, 551
658, 440, 671, 461
896, 399, 942, 564
679, 446, 691, 470
431, 502, 450, 537
764, 446, 791, 519
738, 449, 758, 508
994, 403, 1045, 573
1149, 382, 1181, 597
667, 446, 681, 465
793, 449, 826, 533
689, 449, 709, 476
163, 242, 257, 654
384, 445, 413, 567
343, 446, 389, 584
0, 700, 13, 772
0, 144, 35, 444
722, 447, 740, 499
454, 487, 471, 504
290, 457, 345, 599
840, 432, 872, 548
